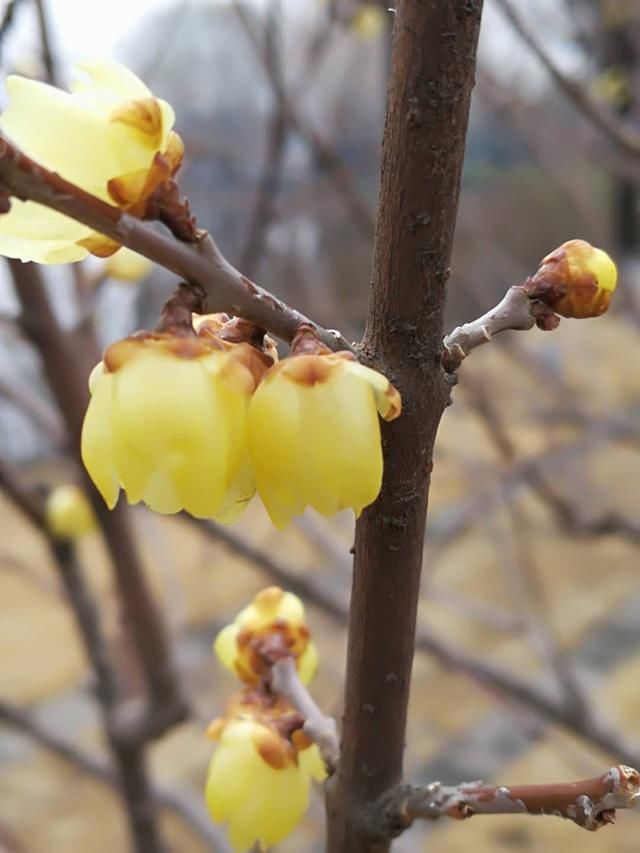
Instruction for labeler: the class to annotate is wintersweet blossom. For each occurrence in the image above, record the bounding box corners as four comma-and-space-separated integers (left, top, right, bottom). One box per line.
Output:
81, 333, 264, 520
248, 340, 401, 528
0, 61, 183, 263
527, 239, 617, 319
214, 587, 318, 685
205, 691, 326, 852
104, 247, 153, 282
44, 484, 95, 539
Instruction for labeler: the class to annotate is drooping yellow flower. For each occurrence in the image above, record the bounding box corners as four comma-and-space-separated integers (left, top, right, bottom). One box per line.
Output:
248, 342, 401, 528
81, 333, 262, 520
104, 247, 153, 282
205, 690, 326, 852
526, 239, 617, 319
44, 484, 96, 539
215, 587, 318, 685
0, 61, 183, 263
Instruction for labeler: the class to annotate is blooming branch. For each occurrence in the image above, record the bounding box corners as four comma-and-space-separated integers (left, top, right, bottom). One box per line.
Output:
0, 132, 351, 351
270, 656, 340, 774
368, 765, 640, 841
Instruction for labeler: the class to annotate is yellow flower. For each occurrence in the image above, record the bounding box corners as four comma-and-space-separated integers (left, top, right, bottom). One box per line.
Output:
214, 587, 318, 685
526, 239, 617, 318
351, 5, 386, 39
248, 349, 401, 528
44, 484, 95, 539
205, 692, 326, 852
104, 247, 153, 282
81, 334, 260, 519
0, 61, 183, 264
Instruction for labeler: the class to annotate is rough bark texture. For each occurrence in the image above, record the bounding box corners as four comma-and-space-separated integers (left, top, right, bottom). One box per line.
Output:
326, 3, 484, 850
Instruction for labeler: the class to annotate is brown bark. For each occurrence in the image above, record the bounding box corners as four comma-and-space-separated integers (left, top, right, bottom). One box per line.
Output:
326, 3, 484, 850
8, 260, 184, 717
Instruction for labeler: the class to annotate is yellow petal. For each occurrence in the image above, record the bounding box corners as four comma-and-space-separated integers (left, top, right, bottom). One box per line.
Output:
0, 199, 92, 263
213, 625, 240, 673
104, 248, 152, 282
297, 641, 318, 686
72, 60, 152, 101
206, 719, 312, 852
299, 743, 328, 782
80, 366, 120, 509
213, 453, 255, 524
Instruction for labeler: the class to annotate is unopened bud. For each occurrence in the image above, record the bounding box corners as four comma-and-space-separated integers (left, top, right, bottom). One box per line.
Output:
524, 239, 617, 319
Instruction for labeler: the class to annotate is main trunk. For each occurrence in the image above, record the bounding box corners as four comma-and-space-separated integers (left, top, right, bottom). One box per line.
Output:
326, 3, 484, 850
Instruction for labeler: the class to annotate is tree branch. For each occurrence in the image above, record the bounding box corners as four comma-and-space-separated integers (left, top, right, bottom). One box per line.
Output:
270, 656, 340, 774
368, 765, 640, 840
326, 4, 484, 850
493, 0, 640, 160
441, 285, 557, 372
0, 134, 351, 351
8, 260, 187, 731
0, 697, 233, 852
0, 458, 166, 853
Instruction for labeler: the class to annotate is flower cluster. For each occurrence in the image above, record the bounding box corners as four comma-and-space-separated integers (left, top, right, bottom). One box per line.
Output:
206, 588, 326, 851
0, 61, 182, 263
81, 314, 401, 527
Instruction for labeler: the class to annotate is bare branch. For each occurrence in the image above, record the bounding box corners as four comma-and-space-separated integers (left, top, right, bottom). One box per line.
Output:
370, 766, 640, 840
232, 0, 376, 240
270, 656, 340, 774
0, 697, 233, 852
442, 285, 558, 372
493, 0, 640, 160
0, 134, 352, 352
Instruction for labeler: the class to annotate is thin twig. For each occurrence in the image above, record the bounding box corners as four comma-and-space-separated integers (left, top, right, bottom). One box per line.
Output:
442, 285, 550, 372
0, 697, 233, 852
0, 133, 352, 352
270, 656, 340, 774
237, 0, 288, 277
0, 458, 167, 853
232, 0, 376, 241
369, 765, 640, 840
492, 0, 640, 160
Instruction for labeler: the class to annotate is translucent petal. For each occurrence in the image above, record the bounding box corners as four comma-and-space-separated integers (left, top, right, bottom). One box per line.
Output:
1, 77, 126, 199
297, 641, 318, 685
343, 360, 402, 420
80, 370, 119, 509
213, 625, 239, 673
72, 61, 152, 102
0, 199, 91, 263
299, 743, 328, 782
213, 453, 255, 525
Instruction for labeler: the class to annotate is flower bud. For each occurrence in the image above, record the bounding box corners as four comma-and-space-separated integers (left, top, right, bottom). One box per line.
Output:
44, 484, 95, 539
214, 587, 317, 685
205, 690, 325, 852
81, 332, 264, 520
0, 61, 183, 263
525, 239, 617, 318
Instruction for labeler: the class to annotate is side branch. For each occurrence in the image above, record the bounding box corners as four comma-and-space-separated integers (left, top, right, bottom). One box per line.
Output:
270, 657, 340, 774
442, 283, 564, 373
370, 766, 640, 840
493, 0, 640, 160
0, 134, 351, 351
